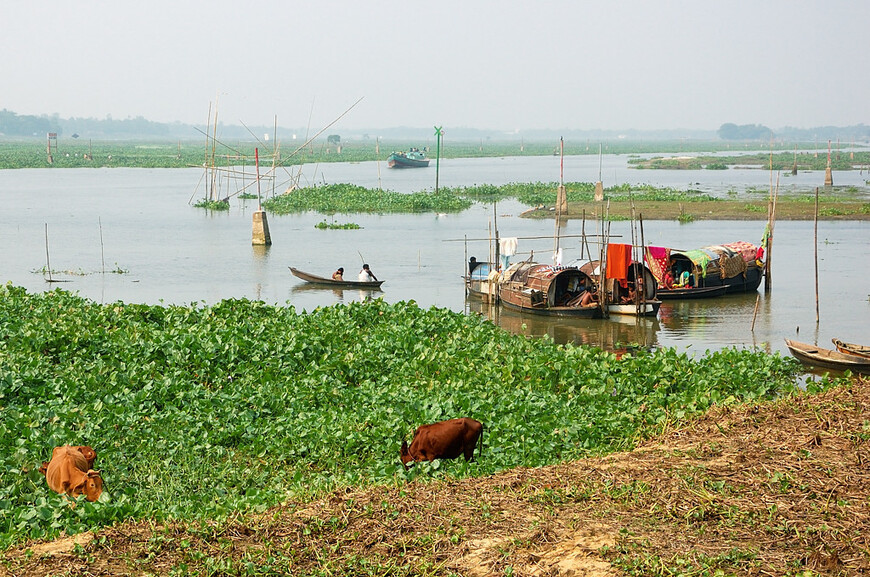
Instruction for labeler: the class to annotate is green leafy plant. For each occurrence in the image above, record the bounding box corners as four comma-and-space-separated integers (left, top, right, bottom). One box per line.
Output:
0, 285, 812, 548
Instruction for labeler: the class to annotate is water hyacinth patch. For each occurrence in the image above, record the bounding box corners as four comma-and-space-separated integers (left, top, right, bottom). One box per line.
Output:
262, 183, 471, 214
0, 285, 804, 547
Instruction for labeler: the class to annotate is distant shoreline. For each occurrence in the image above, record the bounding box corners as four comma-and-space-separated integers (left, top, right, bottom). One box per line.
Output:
521, 198, 870, 221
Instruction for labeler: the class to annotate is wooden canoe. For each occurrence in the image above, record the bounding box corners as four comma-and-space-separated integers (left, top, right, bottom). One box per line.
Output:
656, 285, 729, 300
832, 338, 870, 359
289, 267, 384, 289
785, 339, 870, 374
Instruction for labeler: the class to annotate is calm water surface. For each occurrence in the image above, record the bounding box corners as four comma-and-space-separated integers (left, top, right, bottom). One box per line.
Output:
1, 157, 867, 361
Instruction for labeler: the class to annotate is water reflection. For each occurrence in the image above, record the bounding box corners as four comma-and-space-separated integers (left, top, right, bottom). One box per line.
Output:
290, 283, 383, 304
466, 298, 660, 353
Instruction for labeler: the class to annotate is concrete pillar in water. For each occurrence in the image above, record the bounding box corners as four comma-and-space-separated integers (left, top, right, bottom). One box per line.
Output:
824, 167, 833, 186
252, 210, 272, 245
594, 181, 604, 202
556, 184, 568, 215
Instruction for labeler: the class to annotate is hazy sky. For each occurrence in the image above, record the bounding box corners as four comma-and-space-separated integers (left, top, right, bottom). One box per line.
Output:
3, 1, 867, 132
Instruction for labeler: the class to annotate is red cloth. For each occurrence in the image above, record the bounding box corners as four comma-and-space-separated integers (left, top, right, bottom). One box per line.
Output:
606, 243, 632, 288
644, 246, 670, 284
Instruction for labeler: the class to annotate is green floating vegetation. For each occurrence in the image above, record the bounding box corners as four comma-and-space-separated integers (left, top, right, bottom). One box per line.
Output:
193, 198, 230, 211
0, 285, 820, 548
444, 182, 718, 207
237, 193, 258, 200
262, 183, 471, 214
315, 220, 361, 230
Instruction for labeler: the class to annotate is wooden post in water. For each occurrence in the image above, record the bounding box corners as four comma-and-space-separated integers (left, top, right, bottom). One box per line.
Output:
434, 126, 443, 194
824, 140, 833, 186
593, 143, 604, 202
814, 186, 820, 323
764, 175, 779, 293
252, 148, 272, 246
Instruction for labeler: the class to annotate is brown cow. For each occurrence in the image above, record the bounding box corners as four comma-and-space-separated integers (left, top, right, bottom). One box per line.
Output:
400, 418, 483, 469
41, 445, 103, 502
39, 445, 96, 475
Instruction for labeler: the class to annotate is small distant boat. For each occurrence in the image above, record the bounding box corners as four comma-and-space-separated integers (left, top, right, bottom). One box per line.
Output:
387, 148, 429, 168
785, 339, 870, 374
289, 267, 384, 289
832, 338, 870, 359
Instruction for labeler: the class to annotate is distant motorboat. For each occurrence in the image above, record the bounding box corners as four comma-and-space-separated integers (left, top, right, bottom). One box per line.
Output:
387, 148, 429, 168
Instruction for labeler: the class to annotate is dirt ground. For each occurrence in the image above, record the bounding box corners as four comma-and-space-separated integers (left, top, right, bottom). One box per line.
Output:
3, 376, 868, 576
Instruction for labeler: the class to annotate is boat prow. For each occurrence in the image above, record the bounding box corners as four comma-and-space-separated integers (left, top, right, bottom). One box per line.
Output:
832, 338, 870, 359
785, 339, 870, 374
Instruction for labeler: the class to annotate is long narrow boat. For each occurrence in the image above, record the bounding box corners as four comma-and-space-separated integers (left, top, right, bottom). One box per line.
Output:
785, 339, 870, 374
656, 285, 729, 300
289, 267, 384, 289
832, 338, 870, 359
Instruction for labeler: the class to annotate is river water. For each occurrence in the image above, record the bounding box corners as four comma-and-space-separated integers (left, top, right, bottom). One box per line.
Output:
1, 155, 867, 360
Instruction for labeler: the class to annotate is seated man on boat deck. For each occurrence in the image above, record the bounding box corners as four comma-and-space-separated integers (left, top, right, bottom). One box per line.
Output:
332, 267, 344, 281
359, 264, 378, 282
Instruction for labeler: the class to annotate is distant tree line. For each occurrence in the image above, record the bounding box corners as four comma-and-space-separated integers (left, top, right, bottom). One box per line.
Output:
718, 122, 870, 143
0, 110, 61, 137
717, 123, 774, 141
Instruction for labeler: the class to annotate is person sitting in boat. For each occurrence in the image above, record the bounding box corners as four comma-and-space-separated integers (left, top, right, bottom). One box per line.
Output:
332, 267, 344, 281
579, 286, 598, 307
359, 264, 378, 282
620, 278, 643, 304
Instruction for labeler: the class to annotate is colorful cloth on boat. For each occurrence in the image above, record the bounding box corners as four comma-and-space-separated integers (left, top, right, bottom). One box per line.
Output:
681, 249, 713, 278
606, 243, 632, 287
644, 246, 670, 283
720, 241, 759, 263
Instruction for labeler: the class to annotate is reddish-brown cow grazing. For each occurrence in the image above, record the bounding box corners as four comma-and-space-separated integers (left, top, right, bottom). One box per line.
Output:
400, 418, 483, 469
41, 445, 103, 502
39, 445, 97, 475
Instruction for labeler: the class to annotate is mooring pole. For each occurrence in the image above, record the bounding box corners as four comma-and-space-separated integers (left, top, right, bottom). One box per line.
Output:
252, 147, 272, 246
434, 126, 443, 194
814, 186, 820, 323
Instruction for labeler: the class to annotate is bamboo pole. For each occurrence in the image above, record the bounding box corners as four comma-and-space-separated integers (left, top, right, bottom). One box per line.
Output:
464, 235, 468, 298
99, 217, 105, 274
751, 294, 761, 332
638, 213, 646, 313
814, 186, 820, 324
44, 223, 52, 283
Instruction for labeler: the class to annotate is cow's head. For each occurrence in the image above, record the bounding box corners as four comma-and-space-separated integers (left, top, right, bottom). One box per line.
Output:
400, 441, 413, 469
72, 470, 103, 502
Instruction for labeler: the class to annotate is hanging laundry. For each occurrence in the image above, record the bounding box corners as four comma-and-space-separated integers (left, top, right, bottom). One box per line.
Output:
499, 237, 518, 257
606, 243, 632, 288
644, 246, 670, 284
